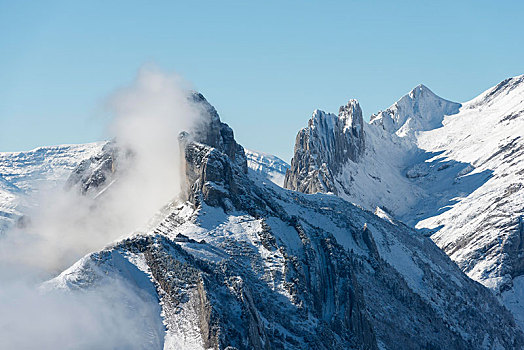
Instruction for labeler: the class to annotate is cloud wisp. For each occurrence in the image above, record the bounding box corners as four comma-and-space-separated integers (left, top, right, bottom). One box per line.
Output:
0, 67, 204, 349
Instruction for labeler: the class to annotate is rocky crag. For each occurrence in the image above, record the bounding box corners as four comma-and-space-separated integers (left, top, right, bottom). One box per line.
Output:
284, 75, 524, 329
47, 92, 524, 349
284, 100, 365, 195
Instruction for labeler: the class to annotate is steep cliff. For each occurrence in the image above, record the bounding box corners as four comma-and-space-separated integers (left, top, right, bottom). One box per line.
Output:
284, 75, 524, 329
284, 100, 365, 195
46, 92, 524, 349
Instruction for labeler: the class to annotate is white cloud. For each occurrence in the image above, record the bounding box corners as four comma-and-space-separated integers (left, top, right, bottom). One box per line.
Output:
0, 66, 202, 349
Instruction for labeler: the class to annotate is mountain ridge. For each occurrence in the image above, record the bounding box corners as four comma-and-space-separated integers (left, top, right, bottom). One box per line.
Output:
285, 73, 524, 329
38, 92, 524, 349
2, 78, 524, 348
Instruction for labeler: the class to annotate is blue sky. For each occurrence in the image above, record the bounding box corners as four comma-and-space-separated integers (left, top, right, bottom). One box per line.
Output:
1, 0, 523, 161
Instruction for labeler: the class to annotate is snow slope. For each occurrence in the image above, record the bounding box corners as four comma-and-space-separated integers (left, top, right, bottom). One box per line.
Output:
415, 75, 524, 324
286, 74, 524, 329
42, 93, 524, 349
244, 149, 289, 187
0, 143, 105, 233
370, 84, 461, 138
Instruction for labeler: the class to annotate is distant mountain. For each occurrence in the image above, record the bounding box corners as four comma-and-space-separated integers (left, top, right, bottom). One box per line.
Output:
0, 143, 105, 233
285, 74, 524, 328
370, 84, 461, 138
244, 149, 289, 187
3, 79, 524, 348
41, 93, 524, 349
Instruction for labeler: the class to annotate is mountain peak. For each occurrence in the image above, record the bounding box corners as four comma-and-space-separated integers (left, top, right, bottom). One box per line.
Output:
339, 98, 360, 111
414, 83, 429, 90
409, 83, 433, 97
339, 99, 364, 133
370, 84, 461, 137
284, 99, 365, 194
407, 84, 443, 102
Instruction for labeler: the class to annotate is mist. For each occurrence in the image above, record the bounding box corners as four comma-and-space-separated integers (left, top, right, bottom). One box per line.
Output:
0, 67, 204, 349
1, 66, 202, 274
0, 277, 165, 349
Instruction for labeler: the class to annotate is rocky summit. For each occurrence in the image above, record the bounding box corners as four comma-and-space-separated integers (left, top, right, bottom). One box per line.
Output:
43, 92, 524, 349
285, 74, 524, 331
284, 99, 365, 195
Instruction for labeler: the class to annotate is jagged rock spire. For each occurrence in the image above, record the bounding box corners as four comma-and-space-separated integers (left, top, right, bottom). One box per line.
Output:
187, 92, 248, 172
180, 92, 251, 211
284, 99, 365, 194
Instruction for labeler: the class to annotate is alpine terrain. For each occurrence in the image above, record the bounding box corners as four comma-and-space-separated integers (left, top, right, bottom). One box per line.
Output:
285, 74, 524, 329
245, 149, 290, 187
1, 82, 523, 349
0, 143, 105, 234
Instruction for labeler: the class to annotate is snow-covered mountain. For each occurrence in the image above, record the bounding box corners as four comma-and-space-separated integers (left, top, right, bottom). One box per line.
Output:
284, 100, 365, 195
416, 76, 524, 325
369, 84, 461, 139
285, 74, 524, 329
0, 143, 105, 233
2, 79, 524, 348
40, 93, 524, 349
0, 143, 287, 236
244, 149, 289, 187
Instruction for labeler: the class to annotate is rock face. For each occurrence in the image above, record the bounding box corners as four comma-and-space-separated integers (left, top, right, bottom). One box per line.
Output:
64, 91, 249, 199
189, 92, 248, 174
284, 100, 365, 194
283, 75, 524, 330
47, 92, 524, 349
180, 93, 248, 211
65, 141, 121, 195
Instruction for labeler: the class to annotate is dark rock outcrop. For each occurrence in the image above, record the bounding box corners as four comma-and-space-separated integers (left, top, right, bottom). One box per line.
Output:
65, 141, 124, 195
284, 100, 365, 194
190, 92, 247, 173
179, 93, 251, 213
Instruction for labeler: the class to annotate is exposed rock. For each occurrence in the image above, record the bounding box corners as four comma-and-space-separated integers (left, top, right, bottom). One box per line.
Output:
65, 141, 125, 195
190, 92, 248, 173
47, 92, 524, 349
284, 100, 365, 194
65, 92, 248, 199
